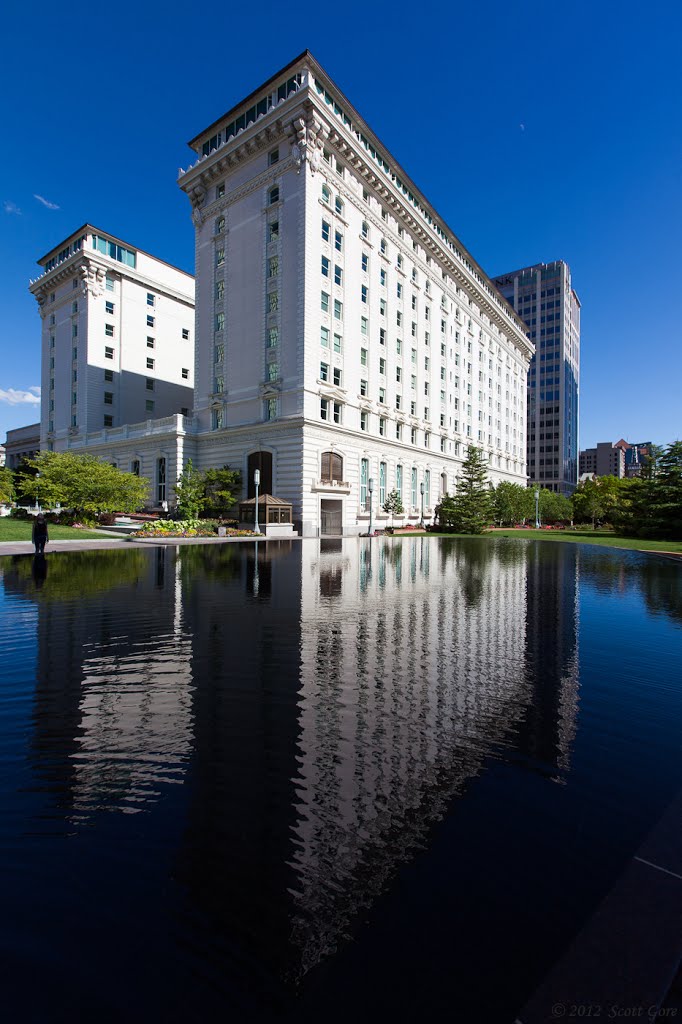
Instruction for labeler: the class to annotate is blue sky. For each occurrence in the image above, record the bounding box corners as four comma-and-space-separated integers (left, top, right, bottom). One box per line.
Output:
1, 0, 680, 449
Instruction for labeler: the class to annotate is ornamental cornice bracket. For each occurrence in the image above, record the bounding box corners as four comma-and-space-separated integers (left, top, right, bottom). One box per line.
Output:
288, 113, 328, 175
189, 182, 207, 226
79, 261, 106, 298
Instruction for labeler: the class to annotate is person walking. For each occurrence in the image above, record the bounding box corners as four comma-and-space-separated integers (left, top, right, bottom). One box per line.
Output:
32, 513, 49, 555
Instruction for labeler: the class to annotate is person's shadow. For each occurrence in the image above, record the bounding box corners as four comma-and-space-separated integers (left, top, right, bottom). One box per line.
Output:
31, 554, 48, 589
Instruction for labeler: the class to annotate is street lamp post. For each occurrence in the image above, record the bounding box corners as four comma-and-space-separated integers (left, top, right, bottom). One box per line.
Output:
367, 477, 374, 536
419, 480, 425, 529
534, 488, 540, 530
35, 472, 40, 512
254, 468, 261, 535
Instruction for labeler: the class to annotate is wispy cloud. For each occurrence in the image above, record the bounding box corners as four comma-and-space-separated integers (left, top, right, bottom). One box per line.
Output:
3, 200, 21, 215
34, 194, 60, 210
0, 386, 41, 406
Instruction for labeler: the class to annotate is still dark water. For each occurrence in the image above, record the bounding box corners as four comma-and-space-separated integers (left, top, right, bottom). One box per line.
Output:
1, 538, 681, 1022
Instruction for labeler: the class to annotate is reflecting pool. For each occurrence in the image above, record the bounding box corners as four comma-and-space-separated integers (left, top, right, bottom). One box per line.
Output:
1, 538, 681, 1022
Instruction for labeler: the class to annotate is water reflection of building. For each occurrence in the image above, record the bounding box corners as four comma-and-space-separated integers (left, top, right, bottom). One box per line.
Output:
4, 548, 194, 819
290, 537, 534, 978
2, 537, 583, 996
522, 543, 580, 778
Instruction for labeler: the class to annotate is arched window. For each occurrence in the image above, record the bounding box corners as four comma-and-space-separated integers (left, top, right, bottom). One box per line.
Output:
321, 451, 343, 484
247, 451, 273, 497
321, 183, 331, 204
335, 196, 344, 216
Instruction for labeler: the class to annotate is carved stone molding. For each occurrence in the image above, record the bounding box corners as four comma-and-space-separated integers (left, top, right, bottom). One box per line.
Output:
79, 261, 106, 298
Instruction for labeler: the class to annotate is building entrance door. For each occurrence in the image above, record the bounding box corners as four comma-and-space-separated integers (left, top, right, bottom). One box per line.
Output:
320, 499, 343, 536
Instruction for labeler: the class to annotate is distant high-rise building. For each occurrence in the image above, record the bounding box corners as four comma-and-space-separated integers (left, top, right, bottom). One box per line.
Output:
493, 261, 580, 495
579, 441, 625, 478
615, 439, 653, 478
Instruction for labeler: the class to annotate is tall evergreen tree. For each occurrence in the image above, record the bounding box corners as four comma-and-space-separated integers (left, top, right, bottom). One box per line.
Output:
436, 446, 492, 534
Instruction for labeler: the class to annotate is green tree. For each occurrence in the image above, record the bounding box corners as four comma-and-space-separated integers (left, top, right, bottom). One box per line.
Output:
0, 467, 15, 505
493, 481, 534, 526
202, 465, 242, 518
435, 446, 492, 534
383, 488, 404, 527
647, 441, 682, 538
539, 489, 572, 524
18, 452, 148, 517
571, 478, 605, 527
174, 459, 206, 521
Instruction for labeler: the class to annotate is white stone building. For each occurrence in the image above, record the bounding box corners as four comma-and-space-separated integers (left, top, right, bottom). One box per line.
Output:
28, 225, 195, 457
175, 50, 533, 535
29, 54, 532, 533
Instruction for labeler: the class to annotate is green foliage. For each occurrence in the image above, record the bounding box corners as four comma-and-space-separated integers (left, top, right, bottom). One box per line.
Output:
493, 481, 534, 526
382, 489, 404, 525
17, 452, 149, 516
571, 445, 682, 539
174, 459, 206, 522
0, 467, 15, 505
538, 489, 572, 524
202, 465, 242, 517
435, 446, 492, 534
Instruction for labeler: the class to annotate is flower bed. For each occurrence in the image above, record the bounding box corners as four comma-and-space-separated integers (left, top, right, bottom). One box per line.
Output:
131, 519, 255, 539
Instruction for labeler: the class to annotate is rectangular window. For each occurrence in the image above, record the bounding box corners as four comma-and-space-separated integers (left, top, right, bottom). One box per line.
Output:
322, 220, 330, 243
320, 326, 330, 348
379, 462, 386, 505
105, 275, 114, 291
379, 388, 386, 404
268, 221, 279, 242
361, 316, 368, 336
268, 256, 279, 278
146, 357, 155, 370
145, 400, 154, 413
411, 467, 418, 505
269, 148, 279, 165
320, 361, 329, 381
215, 312, 225, 332
321, 255, 330, 278
268, 362, 279, 382
334, 299, 343, 321
215, 343, 224, 362
334, 265, 343, 286
146, 378, 155, 391
380, 269, 386, 287
361, 252, 369, 273
105, 301, 114, 315
333, 367, 341, 387
396, 465, 403, 499
379, 417, 386, 437
216, 248, 225, 267
361, 410, 368, 431
147, 315, 155, 328
147, 336, 154, 349
360, 458, 369, 509
266, 398, 277, 420
105, 346, 114, 359
360, 378, 368, 396
268, 327, 279, 348
104, 415, 113, 427
360, 347, 368, 367
334, 230, 343, 252
104, 369, 113, 382
147, 293, 155, 307
104, 392, 113, 405
182, 368, 189, 379
333, 334, 342, 353
182, 328, 190, 340
361, 285, 368, 304
396, 395, 402, 410
216, 280, 225, 300
321, 291, 330, 313
380, 328, 386, 346
396, 367, 402, 382
379, 357, 386, 375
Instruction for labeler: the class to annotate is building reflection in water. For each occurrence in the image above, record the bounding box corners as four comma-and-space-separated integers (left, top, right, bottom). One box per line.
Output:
2, 536, 587, 995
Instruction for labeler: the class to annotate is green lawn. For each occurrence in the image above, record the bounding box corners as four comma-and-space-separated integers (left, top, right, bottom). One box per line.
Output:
0, 519, 120, 542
